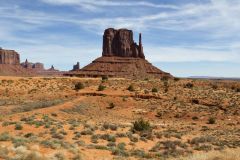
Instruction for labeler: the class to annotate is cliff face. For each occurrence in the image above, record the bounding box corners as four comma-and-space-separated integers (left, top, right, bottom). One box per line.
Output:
102, 28, 145, 59
0, 49, 20, 65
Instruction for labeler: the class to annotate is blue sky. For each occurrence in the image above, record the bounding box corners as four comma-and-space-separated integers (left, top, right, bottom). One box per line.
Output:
0, 0, 240, 77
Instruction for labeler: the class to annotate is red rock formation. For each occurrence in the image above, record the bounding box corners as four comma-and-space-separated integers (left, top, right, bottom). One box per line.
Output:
21, 59, 45, 71
0, 48, 20, 65
65, 28, 173, 79
102, 28, 145, 59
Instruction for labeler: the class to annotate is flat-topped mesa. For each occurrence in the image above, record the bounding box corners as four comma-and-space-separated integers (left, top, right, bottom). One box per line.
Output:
0, 48, 20, 65
102, 28, 145, 59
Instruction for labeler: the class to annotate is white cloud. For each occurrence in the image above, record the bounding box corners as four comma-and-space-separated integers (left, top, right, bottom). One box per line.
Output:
0, 0, 240, 72
145, 45, 240, 63
40, 0, 180, 10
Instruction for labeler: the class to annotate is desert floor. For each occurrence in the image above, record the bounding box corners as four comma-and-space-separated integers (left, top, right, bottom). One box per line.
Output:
0, 76, 239, 160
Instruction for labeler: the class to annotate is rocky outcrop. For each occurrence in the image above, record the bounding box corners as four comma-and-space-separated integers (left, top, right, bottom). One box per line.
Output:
65, 28, 173, 79
102, 28, 145, 59
0, 48, 20, 65
21, 59, 44, 71
72, 62, 80, 71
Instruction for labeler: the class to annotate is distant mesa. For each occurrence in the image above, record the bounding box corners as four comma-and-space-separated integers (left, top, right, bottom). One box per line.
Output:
0, 47, 62, 76
66, 28, 172, 79
0, 48, 20, 65
21, 59, 45, 71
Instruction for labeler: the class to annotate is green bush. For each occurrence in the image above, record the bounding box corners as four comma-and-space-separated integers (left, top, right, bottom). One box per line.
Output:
132, 119, 151, 132
0, 132, 11, 141
208, 117, 216, 124
102, 75, 108, 81
98, 84, 106, 91
152, 88, 158, 93
74, 82, 84, 91
127, 85, 134, 91
107, 103, 115, 109
192, 116, 199, 120
15, 123, 23, 130
185, 82, 194, 88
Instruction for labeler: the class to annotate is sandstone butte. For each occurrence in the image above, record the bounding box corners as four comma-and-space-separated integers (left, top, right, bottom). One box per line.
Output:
0, 48, 62, 76
66, 28, 173, 79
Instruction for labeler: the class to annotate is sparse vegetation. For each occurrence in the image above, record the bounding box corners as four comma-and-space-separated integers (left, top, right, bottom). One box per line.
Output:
98, 84, 106, 91
132, 119, 151, 132
185, 82, 194, 88
0, 77, 239, 160
208, 117, 216, 124
127, 85, 135, 91
152, 88, 158, 92
107, 102, 115, 109
102, 75, 108, 81
74, 82, 84, 91
15, 123, 23, 130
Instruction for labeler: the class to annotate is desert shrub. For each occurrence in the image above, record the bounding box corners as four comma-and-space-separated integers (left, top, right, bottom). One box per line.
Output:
100, 134, 116, 142
129, 135, 138, 142
98, 84, 106, 91
192, 99, 199, 104
109, 124, 118, 131
131, 149, 151, 158
51, 113, 58, 117
155, 111, 163, 118
52, 133, 64, 139
152, 88, 158, 93
116, 133, 127, 137
107, 102, 115, 109
192, 116, 199, 120
91, 145, 108, 150
127, 85, 135, 91
194, 144, 212, 151
91, 135, 99, 144
15, 123, 23, 130
13, 99, 64, 113
174, 77, 180, 81
0, 132, 11, 141
190, 136, 214, 145
2, 121, 16, 127
101, 75, 108, 81
102, 122, 110, 130
185, 82, 194, 88
0, 146, 9, 159
12, 137, 28, 147
80, 129, 93, 135
24, 133, 34, 138
111, 142, 129, 157
236, 88, 240, 92
107, 142, 116, 147
208, 117, 216, 124
54, 152, 66, 160
132, 119, 151, 132
74, 82, 84, 91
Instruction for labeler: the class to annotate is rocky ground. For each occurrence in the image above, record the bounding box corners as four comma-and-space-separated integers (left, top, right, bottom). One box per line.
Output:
0, 76, 239, 160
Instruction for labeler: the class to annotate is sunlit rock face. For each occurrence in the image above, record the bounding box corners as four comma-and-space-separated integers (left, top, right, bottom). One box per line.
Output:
102, 28, 145, 59
0, 48, 20, 65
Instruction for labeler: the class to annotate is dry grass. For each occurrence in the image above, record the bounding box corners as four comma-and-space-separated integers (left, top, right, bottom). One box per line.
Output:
173, 148, 240, 160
